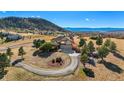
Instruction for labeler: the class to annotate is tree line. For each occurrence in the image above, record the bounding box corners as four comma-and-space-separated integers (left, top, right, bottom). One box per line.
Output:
79, 34, 117, 69
0, 46, 26, 77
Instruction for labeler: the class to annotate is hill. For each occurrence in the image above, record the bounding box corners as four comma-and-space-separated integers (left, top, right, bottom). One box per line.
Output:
0, 17, 66, 32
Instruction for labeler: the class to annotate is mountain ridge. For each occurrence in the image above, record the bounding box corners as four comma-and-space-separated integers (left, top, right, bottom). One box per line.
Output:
0, 16, 66, 32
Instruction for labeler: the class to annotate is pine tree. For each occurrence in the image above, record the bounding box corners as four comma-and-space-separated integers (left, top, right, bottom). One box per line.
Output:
87, 41, 95, 54
80, 54, 88, 68
79, 38, 86, 47
6, 48, 13, 61
96, 35, 103, 46
109, 41, 117, 52
81, 44, 89, 55
0, 53, 10, 67
98, 45, 109, 62
104, 39, 111, 47
18, 46, 26, 60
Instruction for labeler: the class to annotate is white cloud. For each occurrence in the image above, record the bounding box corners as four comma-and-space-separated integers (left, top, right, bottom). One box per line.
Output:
31, 16, 35, 18
85, 18, 95, 22
85, 18, 90, 21
31, 16, 40, 18
2, 11, 6, 13
36, 16, 40, 18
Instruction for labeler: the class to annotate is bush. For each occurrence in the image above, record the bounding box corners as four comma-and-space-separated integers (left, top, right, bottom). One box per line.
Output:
33, 39, 45, 48
40, 42, 53, 52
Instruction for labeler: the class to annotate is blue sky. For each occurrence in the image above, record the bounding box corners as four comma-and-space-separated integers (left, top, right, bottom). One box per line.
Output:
0, 11, 124, 28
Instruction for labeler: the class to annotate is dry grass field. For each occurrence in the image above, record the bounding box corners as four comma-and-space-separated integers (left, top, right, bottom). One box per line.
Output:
1, 40, 86, 81
2, 66, 86, 81
74, 36, 124, 80
0, 34, 54, 49
1, 34, 124, 80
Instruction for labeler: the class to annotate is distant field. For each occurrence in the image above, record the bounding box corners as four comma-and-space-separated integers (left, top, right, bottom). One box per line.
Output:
74, 36, 124, 52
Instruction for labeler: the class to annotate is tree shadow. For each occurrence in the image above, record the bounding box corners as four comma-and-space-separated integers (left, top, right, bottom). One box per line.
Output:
83, 68, 95, 78
12, 59, 23, 66
101, 61, 123, 74
112, 51, 124, 61
0, 69, 8, 79
88, 53, 99, 59
33, 50, 53, 58
87, 58, 96, 67
32, 50, 40, 56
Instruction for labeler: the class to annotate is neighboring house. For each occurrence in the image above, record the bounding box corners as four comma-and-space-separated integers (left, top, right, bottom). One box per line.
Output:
0, 32, 22, 41
6, 34, 22, 40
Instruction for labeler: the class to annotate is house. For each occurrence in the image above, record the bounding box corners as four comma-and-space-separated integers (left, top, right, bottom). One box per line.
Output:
0, 32, 22, 41
6, 34, 22, 41
52, 36, 74, 53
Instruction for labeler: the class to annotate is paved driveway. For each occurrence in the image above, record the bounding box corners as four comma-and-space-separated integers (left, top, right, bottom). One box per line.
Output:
13, 53, 80, 76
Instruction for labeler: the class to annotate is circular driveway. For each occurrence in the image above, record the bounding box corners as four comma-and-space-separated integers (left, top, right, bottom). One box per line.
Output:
15, 53, 80, 76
